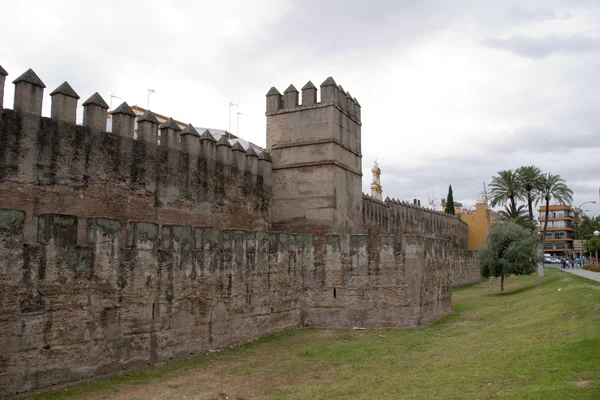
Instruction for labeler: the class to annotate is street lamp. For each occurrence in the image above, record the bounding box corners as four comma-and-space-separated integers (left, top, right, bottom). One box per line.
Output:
577, 201, 596, 210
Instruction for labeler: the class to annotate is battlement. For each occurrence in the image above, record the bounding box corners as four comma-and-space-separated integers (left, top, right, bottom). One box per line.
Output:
266, 77, 363, 234
0, 67, 273, 240
362, 194, 468, 249
266, 77, 361, 125
0, 64, 481, 397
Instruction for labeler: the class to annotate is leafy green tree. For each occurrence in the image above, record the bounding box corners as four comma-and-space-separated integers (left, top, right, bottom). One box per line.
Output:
579, 216, 600, 240
445, 185, 455, 215
538, 173, 573, 251
479, 221, 540, 293
587, 236, 600, 264
587, 236, 600, 252
516, 165, 543, 221
489, 170, 522, 218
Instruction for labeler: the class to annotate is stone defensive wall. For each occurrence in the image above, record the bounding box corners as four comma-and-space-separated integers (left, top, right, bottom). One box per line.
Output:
362, 195, 479, 288
0, 210, 455, 396
266, 77, 363, 235
0, 65, 481, 396
0, 68, 273, 245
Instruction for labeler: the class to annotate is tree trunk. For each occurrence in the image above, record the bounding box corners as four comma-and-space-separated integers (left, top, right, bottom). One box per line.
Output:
501, 275, 505, 294
510, 195, 517, 217
542, 196, 550, 253
527, 192, 534, 221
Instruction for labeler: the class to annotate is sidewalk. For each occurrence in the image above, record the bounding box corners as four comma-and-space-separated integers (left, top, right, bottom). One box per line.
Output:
556, 267, 600, 283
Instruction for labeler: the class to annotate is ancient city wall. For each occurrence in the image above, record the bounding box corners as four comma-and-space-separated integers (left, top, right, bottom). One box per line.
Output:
266, 78, 363, 235
0, 66, 480, 396
362, 196, 479, 288
451, 248, 480, 288
362, 196, 468, 247
0, 70, 272, 245
0, 209, 454, 396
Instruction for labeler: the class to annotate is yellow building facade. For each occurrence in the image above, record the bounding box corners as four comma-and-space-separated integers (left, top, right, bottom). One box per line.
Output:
459, 199, 495, 251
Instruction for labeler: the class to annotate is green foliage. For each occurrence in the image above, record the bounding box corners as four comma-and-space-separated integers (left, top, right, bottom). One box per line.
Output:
488, 169, 521, 217
445, 184, 455, 215
496, 205, 537, 231
586, 236, 600, 253
515, 165, 543, 220
580, 216, 600, 240
479, 222, 539, 291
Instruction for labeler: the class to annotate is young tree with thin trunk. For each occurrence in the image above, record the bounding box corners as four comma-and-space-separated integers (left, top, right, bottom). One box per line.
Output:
539, 173, 573, 253
479, 222, 539, 293
445, 185, 455, 215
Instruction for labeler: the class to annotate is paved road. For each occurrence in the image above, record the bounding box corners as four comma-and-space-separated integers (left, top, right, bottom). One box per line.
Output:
546, 264, 600, 283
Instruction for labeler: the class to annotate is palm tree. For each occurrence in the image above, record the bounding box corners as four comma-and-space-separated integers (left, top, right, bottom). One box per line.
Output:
516, 165, 543, 221
497, 204, 527, 221
488, 169, 522, 217
496, 204, 537, 231
538, 173, 573, 250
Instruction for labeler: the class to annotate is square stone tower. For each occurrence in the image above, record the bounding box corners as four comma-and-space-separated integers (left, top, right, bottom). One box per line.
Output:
266, 77, 362, 234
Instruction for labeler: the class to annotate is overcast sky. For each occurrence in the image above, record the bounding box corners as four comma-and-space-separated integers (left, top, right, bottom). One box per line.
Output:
1, 0, 599, 217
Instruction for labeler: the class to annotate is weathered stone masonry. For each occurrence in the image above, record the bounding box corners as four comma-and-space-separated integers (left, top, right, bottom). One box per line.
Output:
0, 66, 480, 397
0, 210, 459, 395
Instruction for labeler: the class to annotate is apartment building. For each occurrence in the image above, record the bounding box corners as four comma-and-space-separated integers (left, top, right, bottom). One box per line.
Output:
538, 204, 575, 256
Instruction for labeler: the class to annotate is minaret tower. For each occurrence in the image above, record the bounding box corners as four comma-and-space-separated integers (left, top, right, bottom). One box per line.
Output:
370, 160, 382, 201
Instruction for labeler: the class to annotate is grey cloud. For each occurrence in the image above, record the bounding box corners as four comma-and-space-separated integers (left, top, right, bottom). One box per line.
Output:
365, 140, 600, 216
490, 127, 600, 154
482, 34, 600, 58
369, 151, 508, 203
250, 0, 473, 59
505, 5, 562, 22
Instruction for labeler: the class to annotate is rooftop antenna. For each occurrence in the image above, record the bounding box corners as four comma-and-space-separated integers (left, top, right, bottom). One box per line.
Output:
428, 190, 437, 207
147, 88, 156, 110
237, 111, 247, 136
109, 94, 122, 111
229, 101, 239, 137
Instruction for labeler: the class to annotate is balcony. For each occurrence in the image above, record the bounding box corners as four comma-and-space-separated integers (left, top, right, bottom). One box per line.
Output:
538, 216, 574, 222
543, 242, 573, 250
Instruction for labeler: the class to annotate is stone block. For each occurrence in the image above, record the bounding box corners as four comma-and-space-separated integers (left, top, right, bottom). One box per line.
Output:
0, 209, 25, 281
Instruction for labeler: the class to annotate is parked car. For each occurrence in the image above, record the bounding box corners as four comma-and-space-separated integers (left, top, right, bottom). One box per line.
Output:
545, 257, 552, 263
550, 257, 561, 264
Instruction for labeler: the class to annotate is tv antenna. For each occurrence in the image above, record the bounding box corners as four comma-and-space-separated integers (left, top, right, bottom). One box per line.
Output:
228, 101, 239, 134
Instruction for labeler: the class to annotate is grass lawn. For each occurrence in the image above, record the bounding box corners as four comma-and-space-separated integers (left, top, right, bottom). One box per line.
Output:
26, 269, 600, 399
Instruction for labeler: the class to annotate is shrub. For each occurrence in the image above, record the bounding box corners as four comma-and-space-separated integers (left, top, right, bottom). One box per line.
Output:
583, 264, 600, 272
